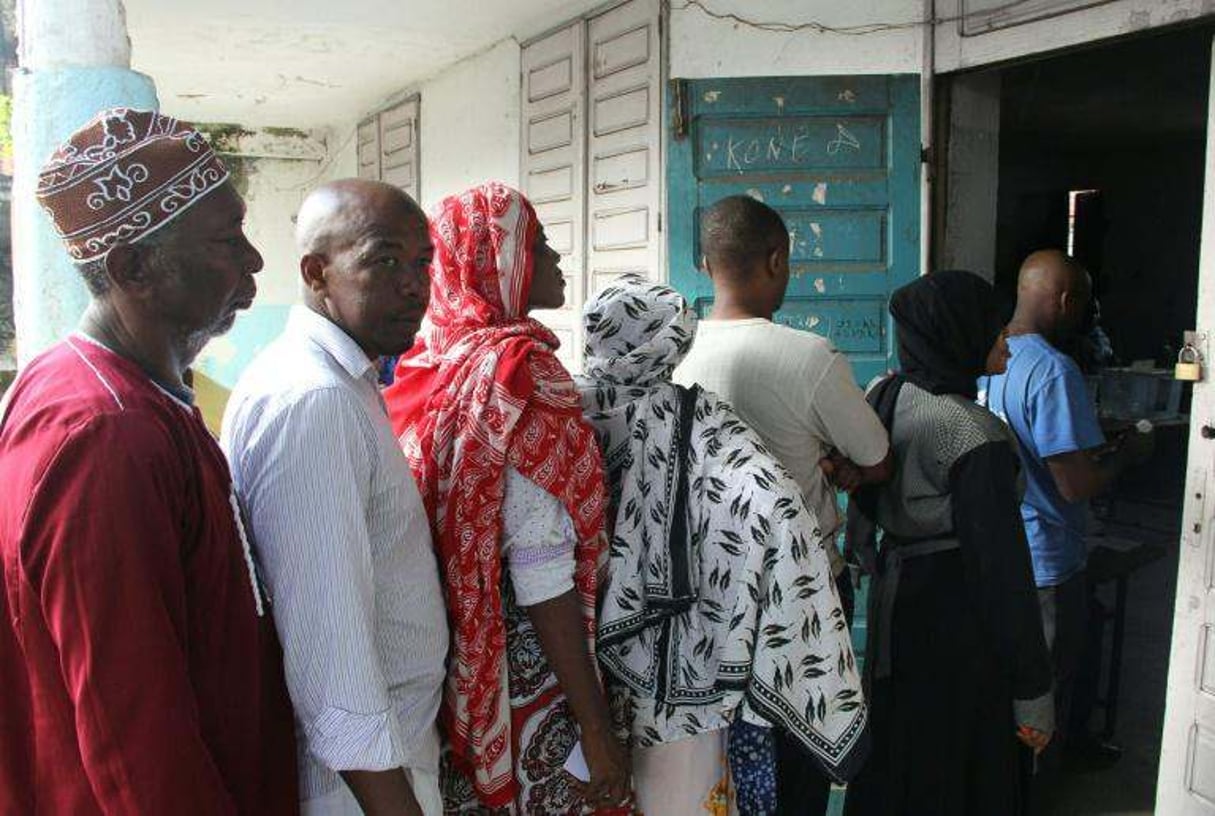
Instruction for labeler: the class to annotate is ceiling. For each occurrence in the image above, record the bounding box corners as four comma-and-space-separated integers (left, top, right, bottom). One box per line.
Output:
122, 0, 605, 128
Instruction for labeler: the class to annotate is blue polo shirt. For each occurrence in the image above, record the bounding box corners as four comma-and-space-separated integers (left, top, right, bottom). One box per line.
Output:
978, 334, 1105, 587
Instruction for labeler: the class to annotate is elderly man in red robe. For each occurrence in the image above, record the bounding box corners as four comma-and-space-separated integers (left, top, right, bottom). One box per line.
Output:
0, 108, 299, 814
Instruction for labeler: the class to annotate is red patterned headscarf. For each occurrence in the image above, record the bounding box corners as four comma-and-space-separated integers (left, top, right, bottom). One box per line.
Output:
384, 182, 607, 807
36, 108, 230, 262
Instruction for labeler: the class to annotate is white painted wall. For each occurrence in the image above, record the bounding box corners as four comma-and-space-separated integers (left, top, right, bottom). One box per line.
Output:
336, 39, 521, 212
208, 128, 327, 303
320, 122, 360, 184
941, 71, 1001, 281
935, 0, 1215, 73
417, 39, 522, 211
668, 0, 1214, 79
194, 130, 326, 385
231, 157, 316, 305
669, 0, 924, 78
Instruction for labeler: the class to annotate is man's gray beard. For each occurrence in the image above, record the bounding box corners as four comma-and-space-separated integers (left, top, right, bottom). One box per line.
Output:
181, 311, 237, 366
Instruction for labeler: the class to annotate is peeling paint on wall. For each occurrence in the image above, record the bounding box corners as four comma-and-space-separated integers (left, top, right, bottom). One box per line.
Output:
263, 125, 311, 139
196, 122, 256, 153
199, 123, 327, 161
188, 124, 329, 387
224, 156, 253, 199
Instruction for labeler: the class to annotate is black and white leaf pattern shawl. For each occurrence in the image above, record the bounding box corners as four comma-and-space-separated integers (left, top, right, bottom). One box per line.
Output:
575, 275, 869, 781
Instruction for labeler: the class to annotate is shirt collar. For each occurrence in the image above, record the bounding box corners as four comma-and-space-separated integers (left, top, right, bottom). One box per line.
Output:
72, 331, 196, 407
287, 306, 376, 381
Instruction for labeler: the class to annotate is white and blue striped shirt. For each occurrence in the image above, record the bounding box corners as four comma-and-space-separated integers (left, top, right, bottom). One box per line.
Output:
221, 306, 449, 801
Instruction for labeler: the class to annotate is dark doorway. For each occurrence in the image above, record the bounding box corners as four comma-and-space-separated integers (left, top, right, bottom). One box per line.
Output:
995, 25, 1211, 364
938, 22, 1212, 816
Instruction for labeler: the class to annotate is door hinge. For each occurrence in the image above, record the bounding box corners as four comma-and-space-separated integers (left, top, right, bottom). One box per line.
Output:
657, 212, 662, 233
670, 78, 688, 141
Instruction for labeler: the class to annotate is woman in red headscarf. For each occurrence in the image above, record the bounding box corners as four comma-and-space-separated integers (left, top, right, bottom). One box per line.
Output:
384, 182, 630, 814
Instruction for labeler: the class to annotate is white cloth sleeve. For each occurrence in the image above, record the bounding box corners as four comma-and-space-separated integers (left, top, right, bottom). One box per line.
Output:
807, 353, 891, 468
500, 467, 577, 606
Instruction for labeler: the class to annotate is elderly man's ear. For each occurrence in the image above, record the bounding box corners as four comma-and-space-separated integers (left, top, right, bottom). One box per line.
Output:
104, 243, 154, 293
300, 253, 328, 294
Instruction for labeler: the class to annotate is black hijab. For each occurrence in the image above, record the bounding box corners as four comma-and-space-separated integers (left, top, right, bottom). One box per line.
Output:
846, 270, 1002, 572
889, 269, 1002, 399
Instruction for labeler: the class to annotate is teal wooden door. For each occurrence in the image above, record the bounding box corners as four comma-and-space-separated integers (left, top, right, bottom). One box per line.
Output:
667, 76, 920, 813
667, 75, 921, 386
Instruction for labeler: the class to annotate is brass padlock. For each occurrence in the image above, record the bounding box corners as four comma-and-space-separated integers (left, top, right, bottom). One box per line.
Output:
1176, 344, 1203, 381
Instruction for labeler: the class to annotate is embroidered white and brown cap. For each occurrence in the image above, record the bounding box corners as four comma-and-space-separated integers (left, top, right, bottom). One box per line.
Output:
36, 108, 231, 262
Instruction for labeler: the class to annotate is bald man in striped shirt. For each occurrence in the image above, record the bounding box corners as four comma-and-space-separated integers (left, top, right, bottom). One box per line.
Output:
222, 180, 448, 816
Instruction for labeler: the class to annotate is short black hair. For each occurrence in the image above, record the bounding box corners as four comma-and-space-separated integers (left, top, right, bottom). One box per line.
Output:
699, 195, 789, 270
75, 258, 111, 296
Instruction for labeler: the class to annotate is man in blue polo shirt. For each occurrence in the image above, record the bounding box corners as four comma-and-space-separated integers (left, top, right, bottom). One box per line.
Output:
979, 250, 1153, 775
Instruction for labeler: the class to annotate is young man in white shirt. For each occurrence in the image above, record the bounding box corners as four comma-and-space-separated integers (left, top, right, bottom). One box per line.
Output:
674, 194, 892, 815
222, 180, 448, 816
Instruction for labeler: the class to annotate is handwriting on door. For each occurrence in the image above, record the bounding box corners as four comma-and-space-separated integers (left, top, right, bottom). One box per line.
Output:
721, 122, 862, 171
776, 310, 883, 351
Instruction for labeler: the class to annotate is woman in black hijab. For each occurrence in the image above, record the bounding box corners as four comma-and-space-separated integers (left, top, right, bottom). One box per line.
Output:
843, 270, 1054, 816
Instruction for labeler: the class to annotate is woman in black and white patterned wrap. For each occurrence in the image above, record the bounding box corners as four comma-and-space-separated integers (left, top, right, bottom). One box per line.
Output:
575, 275, 869, 816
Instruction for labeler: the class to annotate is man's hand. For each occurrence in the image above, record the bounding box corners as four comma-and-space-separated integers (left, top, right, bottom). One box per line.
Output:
820, 449, 894, 495
578, 726, 631, 808
819, 453, 863, 493
341, 769, 423, 816
1016, 725, 1052, 755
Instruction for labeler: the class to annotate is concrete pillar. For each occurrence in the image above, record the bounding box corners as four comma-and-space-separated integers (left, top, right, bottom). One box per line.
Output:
12, 0, 158, 365
941, 71, 1001, 282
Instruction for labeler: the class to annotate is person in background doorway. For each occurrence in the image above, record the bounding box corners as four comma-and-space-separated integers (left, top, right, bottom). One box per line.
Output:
673, 194, 891, 815
1076, 294, 1116, 374
978, 249, 1155, 784
576, 275, 868, 815
845, 270, 1054, 816
0, 108, 298, 814
384, 182, 630, 813
222, 180, 448, 816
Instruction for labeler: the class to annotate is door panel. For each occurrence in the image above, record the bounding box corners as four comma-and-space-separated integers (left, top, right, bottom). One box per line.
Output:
356, 118, 380, 181
1157, 35, 1215, 816
379, 97, 419, 201
521, 22, 585, 370
586, 0, 662, 307
667, 80, 921, 814
667, 74, 922, 386
521, 0, 662, 372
